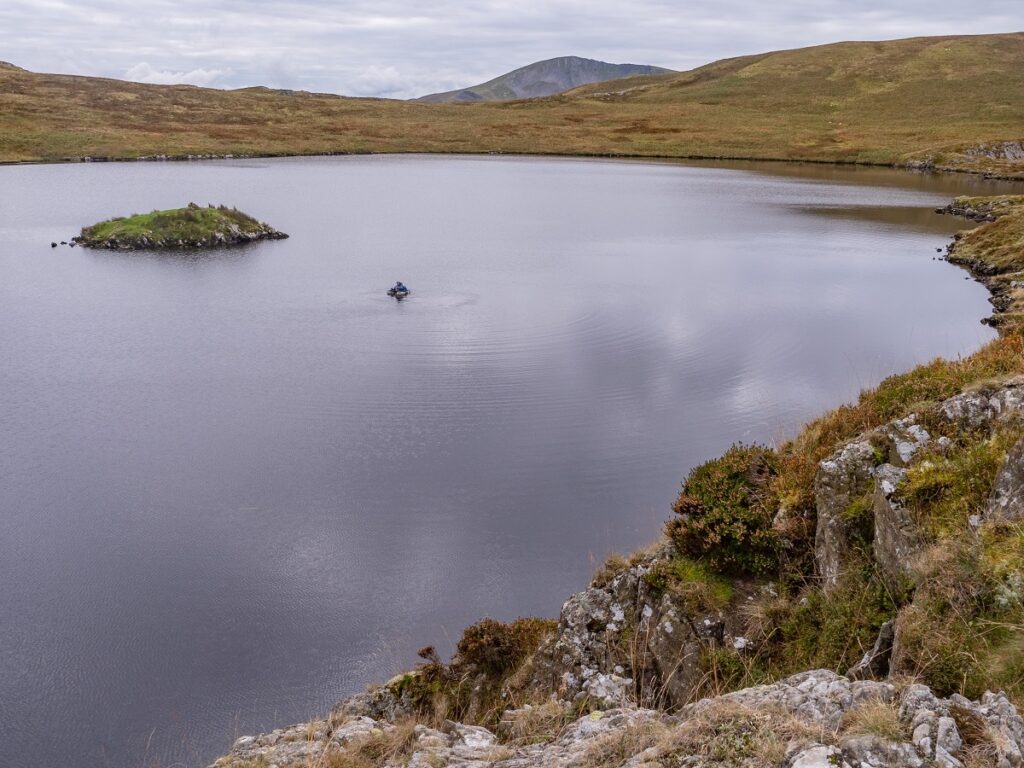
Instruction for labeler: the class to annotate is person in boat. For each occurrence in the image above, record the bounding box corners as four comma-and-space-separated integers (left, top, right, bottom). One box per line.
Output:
393, 281, 408, 293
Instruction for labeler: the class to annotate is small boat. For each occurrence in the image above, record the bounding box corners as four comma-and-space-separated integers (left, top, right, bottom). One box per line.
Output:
387, 287, 410, 300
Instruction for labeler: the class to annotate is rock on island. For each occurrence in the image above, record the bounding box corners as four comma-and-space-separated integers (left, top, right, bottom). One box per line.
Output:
74, 203, 288, 250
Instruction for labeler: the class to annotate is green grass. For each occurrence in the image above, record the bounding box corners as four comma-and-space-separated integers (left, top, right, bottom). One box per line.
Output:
1, 33, 1022, 176
642, 555, 735, 613
903, 427, 1024, 538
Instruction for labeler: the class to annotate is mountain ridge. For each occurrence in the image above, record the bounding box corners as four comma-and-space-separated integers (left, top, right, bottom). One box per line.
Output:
416, 55, 673, 102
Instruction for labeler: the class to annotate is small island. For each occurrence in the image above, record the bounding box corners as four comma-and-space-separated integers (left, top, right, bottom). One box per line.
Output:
74, 203, 288, 250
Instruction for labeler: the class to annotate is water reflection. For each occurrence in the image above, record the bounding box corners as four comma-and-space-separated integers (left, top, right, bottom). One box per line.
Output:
0, 155, 1011, 768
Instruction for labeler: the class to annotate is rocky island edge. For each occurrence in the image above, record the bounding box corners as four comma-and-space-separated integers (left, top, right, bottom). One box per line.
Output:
214, 197, 1024, 768
74, 203, 288, 250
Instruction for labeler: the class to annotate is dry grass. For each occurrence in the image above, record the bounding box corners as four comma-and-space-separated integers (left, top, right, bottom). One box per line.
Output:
578, 717, 670, 768
839, 699, 908, 742
1, 33, 1023, 174
498, 700, 579, 745
646, 701, 828, 767
950, 704, 1003, 768
323, 720, 418, 768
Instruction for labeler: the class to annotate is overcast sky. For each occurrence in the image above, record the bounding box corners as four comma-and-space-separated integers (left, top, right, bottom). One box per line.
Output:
0, 1, 1019, 99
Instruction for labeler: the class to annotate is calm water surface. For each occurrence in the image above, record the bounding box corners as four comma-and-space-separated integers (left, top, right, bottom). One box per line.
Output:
0, 156, 1017, 767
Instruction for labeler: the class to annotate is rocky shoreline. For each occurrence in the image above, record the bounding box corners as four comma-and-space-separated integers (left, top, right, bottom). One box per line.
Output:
937, 196, 1024, 328
4, 150, 1023, 182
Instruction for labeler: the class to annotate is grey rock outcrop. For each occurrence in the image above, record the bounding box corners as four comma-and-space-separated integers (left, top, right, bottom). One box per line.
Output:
212, 670, 1024, 768
938, 377, 1024, 431
814, 439, 877, 591
524, 542, 728, 709
881, 416, 932, 467
872, 463, 924, 595
813, 377, 1024, 595
963, 141, 1024, 162
988, 436, 1024, 523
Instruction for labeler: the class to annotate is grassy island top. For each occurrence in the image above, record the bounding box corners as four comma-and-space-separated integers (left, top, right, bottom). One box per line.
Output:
76, 203, 287, 249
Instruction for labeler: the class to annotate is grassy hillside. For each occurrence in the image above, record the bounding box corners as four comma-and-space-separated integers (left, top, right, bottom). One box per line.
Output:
0, 33, 1022, 175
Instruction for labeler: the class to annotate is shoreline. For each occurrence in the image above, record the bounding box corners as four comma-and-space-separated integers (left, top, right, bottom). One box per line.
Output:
2, 148, 1023, 182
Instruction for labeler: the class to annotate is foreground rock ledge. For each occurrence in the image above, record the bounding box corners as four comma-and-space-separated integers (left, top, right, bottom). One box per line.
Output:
213, 670, 1024, 768
74, 203, 288, 250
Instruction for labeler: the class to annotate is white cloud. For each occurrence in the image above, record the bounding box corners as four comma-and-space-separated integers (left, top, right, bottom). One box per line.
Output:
123, 62, 229, 86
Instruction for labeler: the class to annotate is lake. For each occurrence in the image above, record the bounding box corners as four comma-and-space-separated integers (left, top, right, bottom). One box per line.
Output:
0, 155, 1016, 767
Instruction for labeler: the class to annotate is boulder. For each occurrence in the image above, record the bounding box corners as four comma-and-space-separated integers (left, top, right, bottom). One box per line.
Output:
839, 735, 924, 767
881, 416, 931, 467
790, 744, 850, 767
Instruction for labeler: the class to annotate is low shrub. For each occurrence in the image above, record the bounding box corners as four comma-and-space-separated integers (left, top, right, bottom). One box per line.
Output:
455, 617, 556, 676
665, 444, 780, 577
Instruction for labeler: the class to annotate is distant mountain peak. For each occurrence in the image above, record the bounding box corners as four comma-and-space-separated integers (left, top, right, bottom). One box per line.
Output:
416, 56, 673, 103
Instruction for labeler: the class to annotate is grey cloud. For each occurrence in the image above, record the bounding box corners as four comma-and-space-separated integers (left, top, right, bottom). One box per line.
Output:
0, 0, 1019, 98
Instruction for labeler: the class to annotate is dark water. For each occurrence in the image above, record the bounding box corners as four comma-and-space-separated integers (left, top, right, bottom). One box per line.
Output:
0, 156, 1016, 767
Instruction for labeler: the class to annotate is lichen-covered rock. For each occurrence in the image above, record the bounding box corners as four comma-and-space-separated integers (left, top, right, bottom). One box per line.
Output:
881, 415, 931, 467
330, 673, 420, 723
872, 463, 924, 595
988, 435, 1024, 523
838, 735, 924, 767
810, 377, 1024, 602
814, 439, 877, 591
524, 542, 726, 709
708, 670, 894, 730
789, 744, 850, 768
938, 377, 1024, 432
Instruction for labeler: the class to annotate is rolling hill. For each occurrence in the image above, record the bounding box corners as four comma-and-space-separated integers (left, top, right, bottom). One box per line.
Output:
0, 33, 1022, 177
416, 56, 673, 102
